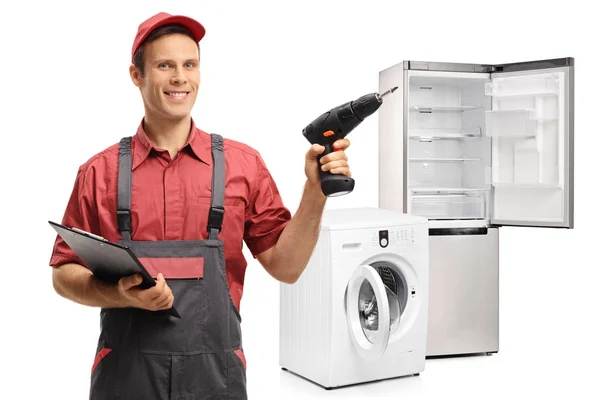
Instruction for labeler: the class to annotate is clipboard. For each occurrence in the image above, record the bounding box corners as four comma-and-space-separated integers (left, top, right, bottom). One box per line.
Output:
49, 221, 181, 319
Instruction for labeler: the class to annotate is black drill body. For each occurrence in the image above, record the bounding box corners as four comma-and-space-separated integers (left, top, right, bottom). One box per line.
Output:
302, 88, 397, 197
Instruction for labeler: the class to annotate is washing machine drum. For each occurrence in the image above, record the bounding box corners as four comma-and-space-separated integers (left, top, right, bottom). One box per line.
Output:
345, 261, 409, 361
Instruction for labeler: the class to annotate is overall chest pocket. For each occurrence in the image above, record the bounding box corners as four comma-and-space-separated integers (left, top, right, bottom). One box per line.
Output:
137, 256, 205, 280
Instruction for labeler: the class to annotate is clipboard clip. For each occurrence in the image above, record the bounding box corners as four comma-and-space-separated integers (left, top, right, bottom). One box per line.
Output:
71, 227, 108, 242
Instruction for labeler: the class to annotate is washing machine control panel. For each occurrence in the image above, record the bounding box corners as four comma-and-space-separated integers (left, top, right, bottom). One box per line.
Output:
372, 227, 415, 248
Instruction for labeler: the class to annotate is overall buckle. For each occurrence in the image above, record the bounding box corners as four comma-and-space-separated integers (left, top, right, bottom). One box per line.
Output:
117, 209, 131, 232
207, 206, 225, 232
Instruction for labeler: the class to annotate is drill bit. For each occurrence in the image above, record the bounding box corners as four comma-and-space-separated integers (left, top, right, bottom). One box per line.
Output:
378, 86, 398, 99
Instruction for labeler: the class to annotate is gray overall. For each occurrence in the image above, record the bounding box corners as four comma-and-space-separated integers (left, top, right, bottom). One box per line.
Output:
89, 134, 247, 399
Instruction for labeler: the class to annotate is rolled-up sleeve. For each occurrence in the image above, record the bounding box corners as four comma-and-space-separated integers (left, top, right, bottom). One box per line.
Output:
243, 153, 292, 257
49, 164, 99, 267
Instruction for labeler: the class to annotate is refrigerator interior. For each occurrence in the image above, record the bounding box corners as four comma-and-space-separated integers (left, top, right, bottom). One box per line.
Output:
406, 68, 567, 228
407, 71, 492, 228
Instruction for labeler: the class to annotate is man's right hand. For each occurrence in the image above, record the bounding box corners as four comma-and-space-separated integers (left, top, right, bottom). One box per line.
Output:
117, 273, 174, 311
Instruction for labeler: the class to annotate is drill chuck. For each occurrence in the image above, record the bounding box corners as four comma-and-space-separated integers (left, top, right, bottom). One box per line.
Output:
350, 86, 397, 120
351, 93, 383, 120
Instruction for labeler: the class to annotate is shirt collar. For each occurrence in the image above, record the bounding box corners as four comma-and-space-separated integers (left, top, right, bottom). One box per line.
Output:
132, 118, 212, 169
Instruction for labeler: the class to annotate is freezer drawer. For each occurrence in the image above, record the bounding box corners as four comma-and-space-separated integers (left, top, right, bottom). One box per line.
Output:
426, 228, 499, 357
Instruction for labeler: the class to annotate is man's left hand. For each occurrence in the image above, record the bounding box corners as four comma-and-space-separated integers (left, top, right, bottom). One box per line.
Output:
304, 139, 351, 191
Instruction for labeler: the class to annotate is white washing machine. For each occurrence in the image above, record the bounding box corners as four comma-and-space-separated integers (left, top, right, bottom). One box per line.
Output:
279, 207, 429, 389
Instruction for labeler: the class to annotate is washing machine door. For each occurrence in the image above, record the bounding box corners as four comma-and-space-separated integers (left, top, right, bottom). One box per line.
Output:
345, 264, 391, 361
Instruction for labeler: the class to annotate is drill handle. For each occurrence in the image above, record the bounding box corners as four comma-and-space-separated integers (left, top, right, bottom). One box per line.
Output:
316, 142, 334, 164
318, 142, 355, 197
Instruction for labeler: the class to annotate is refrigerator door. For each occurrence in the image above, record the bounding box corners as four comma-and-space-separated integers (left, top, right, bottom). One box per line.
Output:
487, 58, 574, 228
427, 228, 499, 357
379, 62, 408, 213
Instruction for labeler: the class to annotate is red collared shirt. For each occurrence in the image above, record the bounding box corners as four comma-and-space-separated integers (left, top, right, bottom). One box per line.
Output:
49, 120, 292, 311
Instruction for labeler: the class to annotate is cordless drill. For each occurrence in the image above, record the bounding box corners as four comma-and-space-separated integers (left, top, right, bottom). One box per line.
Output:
302, 87, 398, 197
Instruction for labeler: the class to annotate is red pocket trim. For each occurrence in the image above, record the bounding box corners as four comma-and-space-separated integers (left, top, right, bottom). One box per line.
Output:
138, 257, 204, 279
91, 347, 112, 374
234, 348, 246, 370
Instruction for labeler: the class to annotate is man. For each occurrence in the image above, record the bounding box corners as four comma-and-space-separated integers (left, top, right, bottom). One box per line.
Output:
49, 12, 351, 400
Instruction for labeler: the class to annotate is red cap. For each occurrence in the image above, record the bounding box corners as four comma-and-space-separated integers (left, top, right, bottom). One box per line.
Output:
131, 12, 206, 61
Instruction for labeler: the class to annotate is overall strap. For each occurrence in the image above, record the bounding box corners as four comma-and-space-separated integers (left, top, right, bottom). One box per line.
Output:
117, 136, 133, 241
116, 134, 225, 241
208, 133, 226, 240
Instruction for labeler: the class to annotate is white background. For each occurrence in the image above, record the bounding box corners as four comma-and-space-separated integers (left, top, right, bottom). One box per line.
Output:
1, 0, 598, 399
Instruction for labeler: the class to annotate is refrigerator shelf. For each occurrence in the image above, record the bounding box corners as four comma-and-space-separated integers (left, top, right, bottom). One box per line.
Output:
409, 157, 482, 162
411, 187, 489, 194
491, 183, 565, 223
485, 76, 559, 98
486, 91, 557, 99
410, 135, 482, 141
486, 108, 557, 121
485, 109, 556, 138
409, 133, 483, 141
410, 105, 482, 113
409, 128, 483, 141
492, 183, 560, 189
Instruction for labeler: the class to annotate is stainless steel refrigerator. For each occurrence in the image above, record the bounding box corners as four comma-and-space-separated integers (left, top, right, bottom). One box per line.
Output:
377, 58, 574, 357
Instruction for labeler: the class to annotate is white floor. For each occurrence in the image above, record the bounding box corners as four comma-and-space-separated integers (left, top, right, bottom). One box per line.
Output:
247, 340, 598, 400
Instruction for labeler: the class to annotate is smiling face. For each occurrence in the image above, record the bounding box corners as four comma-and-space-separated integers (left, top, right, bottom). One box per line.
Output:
130, 32, 200, 122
